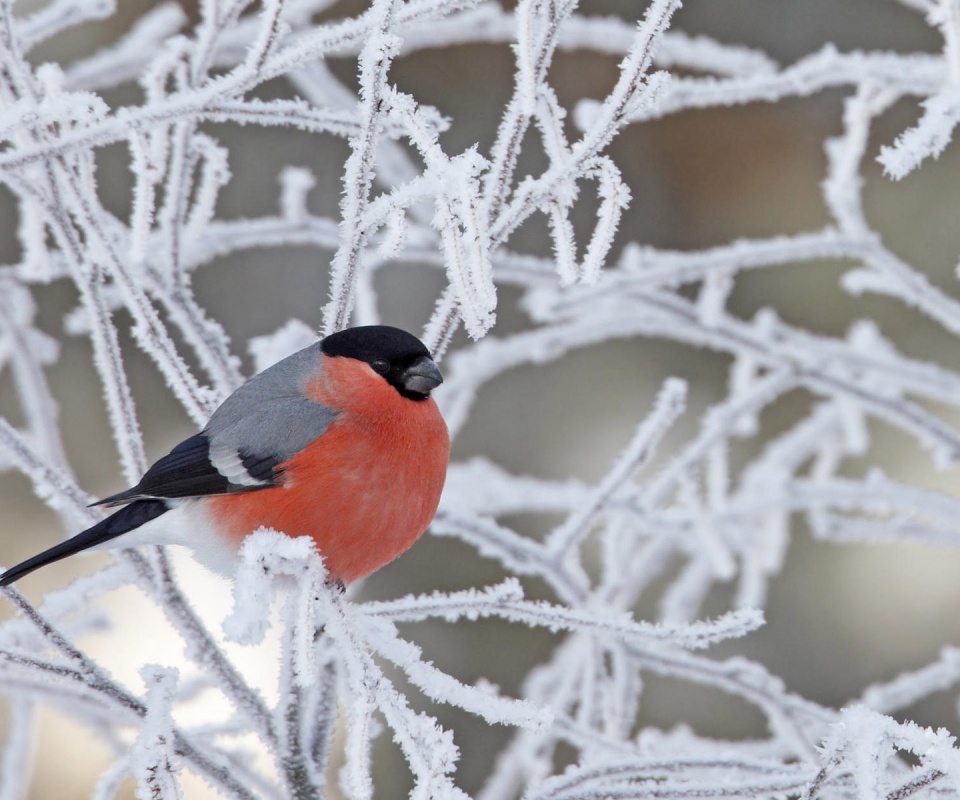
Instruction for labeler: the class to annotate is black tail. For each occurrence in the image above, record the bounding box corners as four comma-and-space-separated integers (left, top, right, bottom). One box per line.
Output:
0, 500, 168, 586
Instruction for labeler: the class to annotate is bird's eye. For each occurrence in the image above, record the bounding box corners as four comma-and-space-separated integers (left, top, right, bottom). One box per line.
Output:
372, 359, 390, 374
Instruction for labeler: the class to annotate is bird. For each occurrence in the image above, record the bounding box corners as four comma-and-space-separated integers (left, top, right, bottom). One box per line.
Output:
0, 325, 450, 587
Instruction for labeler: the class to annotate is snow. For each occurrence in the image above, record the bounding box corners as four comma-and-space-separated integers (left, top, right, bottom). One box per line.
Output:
1, 0, 960, 797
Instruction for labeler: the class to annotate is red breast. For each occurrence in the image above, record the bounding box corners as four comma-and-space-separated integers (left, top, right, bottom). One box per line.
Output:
206, 354, 450, 583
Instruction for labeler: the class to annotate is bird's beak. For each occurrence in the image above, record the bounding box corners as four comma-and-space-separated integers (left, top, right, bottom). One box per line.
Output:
402, 356, 443, 395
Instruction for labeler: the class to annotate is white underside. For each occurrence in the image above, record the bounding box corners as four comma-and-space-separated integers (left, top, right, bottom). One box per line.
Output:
90, 500, 241, 577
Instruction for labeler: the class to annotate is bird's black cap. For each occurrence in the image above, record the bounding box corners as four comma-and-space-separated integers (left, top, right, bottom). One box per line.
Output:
321, 326, 441, 401
321, 325, 431, 363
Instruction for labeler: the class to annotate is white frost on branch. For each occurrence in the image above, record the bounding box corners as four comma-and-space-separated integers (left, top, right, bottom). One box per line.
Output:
877, 89, 960, 179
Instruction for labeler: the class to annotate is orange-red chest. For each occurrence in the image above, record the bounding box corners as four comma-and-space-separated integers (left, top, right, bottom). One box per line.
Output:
207, 357, 450, 583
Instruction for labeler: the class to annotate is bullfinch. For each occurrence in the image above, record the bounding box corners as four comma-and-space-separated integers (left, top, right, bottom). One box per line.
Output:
0, 325, 450, 586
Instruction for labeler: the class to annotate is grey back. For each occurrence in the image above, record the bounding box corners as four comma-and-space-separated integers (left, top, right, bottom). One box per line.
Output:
205, 343, 340, 467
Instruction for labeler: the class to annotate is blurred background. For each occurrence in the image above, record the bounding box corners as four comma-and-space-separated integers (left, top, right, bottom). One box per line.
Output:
3, 0, 960, 796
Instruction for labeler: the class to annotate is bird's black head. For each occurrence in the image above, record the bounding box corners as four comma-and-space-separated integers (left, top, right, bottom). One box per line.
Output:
321, 325, 443, 401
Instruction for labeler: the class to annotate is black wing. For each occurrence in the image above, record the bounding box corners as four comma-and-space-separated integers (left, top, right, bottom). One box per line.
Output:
92, 433, 277, 507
